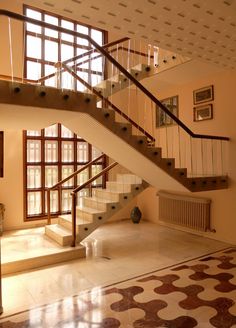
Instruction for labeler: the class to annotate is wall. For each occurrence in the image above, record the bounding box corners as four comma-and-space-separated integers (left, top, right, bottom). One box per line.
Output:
138, 69, 236, 244
1, 1, 235, 244
0, 1, 137, 230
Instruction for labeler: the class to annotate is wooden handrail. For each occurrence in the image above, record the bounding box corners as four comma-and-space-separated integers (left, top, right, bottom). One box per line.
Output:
72, 161, 118, 194
0, 9, 229, 141
62, 64, 155, 142
70, 161, 118, 246
38, 37, 131, 83
46, 154, 105, 224
50, 154, 104, 190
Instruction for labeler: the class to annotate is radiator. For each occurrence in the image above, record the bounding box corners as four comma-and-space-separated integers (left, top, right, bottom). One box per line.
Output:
158, 190, 211, 232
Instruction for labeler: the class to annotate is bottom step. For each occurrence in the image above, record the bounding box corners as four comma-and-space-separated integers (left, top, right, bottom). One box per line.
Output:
2, 244, 86, 275
45, 224, 73, 246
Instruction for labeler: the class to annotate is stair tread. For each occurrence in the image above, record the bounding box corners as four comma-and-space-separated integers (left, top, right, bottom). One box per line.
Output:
83, 196, 118, 204
59, 215, 92, 225
97, 189, 128, 195
108, 181, 142, 185
77, 206, 105, 214
46, 224, 72, 237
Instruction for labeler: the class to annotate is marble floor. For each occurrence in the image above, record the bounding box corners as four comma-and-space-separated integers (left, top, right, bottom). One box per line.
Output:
0, 220, 235, 327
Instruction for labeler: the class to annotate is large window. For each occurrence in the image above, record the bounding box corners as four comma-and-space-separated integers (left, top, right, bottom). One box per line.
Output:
24, 124, 106, 220
24, 5, 107, 91
23, 8, 107, 220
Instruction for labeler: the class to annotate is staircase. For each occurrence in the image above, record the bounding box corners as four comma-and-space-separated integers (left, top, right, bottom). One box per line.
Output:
0, 10, 230, 249
93, 63, 155, 99
0, 79, 228, 193
45, 174, 148, 246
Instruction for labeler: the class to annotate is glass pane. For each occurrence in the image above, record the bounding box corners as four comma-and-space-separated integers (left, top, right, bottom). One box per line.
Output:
45, 124, 58, 137
45, 14, 58, 38
61, 44, 74, 62
27, 166, 41, 189
62, 165, 74, 187
91, 29, 103, 45
91, 55, 103, 72
45, 141, 58, 162
27, 36, 42, 59
77, 24, 89, 46
92, 146, 102, 160
76, 48, 89, 69
45, 40, 58, 62
62, 141, 74, 162
27, 140, 41, 162
26, 9, 42, 34
27, 191, 42, 215
61, 20, 74, 42
76, 71, 88, 91
61, 71, 74, 90
45, 166, 58, 187
91, 74, 102, 87
26, 61, 41, 80
77, 142, 88, 162
92, 164, 102, 185
44, 64, 57, 87
61, 125, 74, 138
62, 190, 72, 212
77, 189, 89, 207
45, 190, 58, 213
27, 130, 41, 136
77, 166, 89, 185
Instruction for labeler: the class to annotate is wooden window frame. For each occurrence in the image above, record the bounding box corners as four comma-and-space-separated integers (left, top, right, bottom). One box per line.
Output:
23, 4, 108, 87
23, 124, 106, 221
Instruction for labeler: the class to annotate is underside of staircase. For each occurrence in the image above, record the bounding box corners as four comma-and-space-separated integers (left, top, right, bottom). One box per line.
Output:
45, 174, 148, 246
0, 79, 228, 193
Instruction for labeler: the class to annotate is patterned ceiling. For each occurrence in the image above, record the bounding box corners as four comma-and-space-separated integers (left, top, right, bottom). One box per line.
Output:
24, 0, 236, 69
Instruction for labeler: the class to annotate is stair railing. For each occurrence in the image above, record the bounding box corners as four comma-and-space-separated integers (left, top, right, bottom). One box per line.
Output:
70, 161, 118, 246
0, 10, 230, 178
61, 63, 155, 142
46, 154, 105, 225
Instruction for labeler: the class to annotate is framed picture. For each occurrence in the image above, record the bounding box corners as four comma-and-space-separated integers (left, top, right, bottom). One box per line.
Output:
156, 95, 178, 127
194, 104, 213, 122
193, 85, 214, 105
0, 131, 3, 177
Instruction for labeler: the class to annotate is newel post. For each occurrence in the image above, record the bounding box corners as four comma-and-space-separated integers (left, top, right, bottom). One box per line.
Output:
71, 192, 76, 247
47, 189, 51, 225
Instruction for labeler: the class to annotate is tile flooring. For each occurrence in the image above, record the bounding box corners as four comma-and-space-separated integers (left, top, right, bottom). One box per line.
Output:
0, 220, 235, 327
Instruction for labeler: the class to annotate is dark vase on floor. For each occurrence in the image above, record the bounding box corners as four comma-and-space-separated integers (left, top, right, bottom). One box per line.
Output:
130, 206, 142, 224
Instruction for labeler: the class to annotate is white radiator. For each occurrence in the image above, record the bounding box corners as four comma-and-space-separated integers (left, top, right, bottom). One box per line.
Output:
158, 190, 211, 232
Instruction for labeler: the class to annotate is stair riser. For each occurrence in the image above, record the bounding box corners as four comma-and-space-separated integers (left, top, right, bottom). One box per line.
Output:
117, 174, 142, 184
58, 217, 79, 233
106, 181, 132, 192
45, 226, 72, 246
95, 189, 121, 202
82, 198, 110, 211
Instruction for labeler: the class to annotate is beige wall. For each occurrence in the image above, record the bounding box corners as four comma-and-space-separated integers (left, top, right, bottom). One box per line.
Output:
0, 1, 24, 78
1, 1, 235, 245
0, 1, 136, 230
138, 69, 236, 244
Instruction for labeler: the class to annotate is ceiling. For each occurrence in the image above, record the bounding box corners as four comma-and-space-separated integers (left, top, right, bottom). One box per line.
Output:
23, 0, 236, 69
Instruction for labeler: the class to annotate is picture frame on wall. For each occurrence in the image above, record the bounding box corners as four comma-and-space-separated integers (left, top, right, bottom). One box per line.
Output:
193, 85, 214, 105
194, 104, 213, 122
156, 95, 179, 128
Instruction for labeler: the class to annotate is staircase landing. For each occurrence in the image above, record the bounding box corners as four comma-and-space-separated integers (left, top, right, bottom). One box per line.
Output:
1, 227, 86, 275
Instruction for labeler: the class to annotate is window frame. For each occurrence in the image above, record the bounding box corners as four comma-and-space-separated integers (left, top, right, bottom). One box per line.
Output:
23, 4, 108, 89
23, 124, 106, 221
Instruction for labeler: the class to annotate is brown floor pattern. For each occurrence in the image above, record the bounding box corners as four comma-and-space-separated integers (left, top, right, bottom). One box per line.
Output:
0, 247, 236, 327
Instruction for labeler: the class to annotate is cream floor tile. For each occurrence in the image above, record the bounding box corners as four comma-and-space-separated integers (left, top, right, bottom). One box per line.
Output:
0, 221, 230, 319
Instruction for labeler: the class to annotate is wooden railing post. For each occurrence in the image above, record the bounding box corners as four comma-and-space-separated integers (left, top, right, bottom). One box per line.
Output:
71, 192, 76, 247
47, 189, 51, 225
